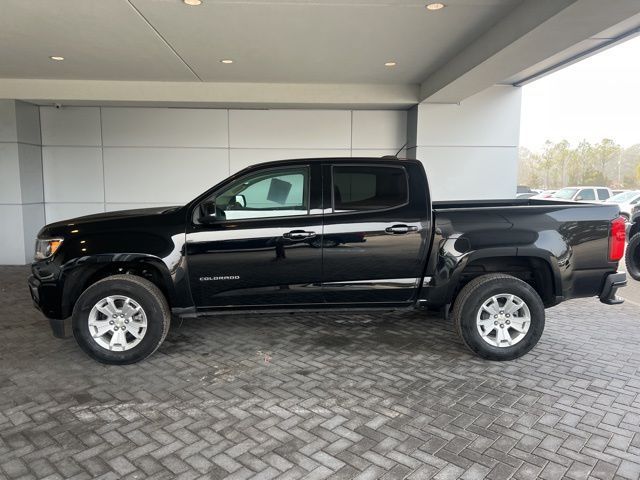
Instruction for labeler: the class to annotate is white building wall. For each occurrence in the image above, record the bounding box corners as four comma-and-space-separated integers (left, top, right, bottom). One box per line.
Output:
39, 107, 408, 225
408, 85, 522, 201
0, 100, 44, 264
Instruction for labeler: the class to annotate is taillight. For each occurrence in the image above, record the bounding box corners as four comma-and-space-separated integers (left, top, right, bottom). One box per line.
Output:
609, 216, 626, 262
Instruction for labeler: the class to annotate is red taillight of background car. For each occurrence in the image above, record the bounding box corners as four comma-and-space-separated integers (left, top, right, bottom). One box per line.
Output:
609, 216, 626, 262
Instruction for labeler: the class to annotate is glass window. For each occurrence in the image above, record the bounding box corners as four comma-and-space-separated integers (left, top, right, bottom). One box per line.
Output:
597, 189, 610, 200
578, 189, 596, 201
552, 188, 579, 200
332, 165, 408, 212
199, 167, 308, 221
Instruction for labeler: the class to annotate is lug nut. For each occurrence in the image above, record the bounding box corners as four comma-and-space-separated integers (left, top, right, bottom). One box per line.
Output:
494, 315, 498, 319
499, 310, 504, 314
505, 314, 510, 318
109, 320, 114, 325
120, 314, 125, 318
506, 320, 511, 325
494, 321, 498, 325
114, 326, 119, 331
112, 314, 117, 318
500, 324, 504, 328
124, 320, 129, 324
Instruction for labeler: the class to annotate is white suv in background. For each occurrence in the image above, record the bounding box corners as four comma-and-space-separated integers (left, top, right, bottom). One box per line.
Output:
550, 186, 612, 203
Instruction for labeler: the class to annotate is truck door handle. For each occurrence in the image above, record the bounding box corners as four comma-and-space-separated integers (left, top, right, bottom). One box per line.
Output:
283, 230, 316, 240
385, 224, 418, 234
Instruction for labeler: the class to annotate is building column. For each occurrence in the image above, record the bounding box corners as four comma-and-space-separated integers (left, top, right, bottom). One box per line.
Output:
407, 85, 522, 201
0, 100, 45, 264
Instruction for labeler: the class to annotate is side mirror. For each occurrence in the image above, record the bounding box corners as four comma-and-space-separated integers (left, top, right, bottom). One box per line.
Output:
197, 201, 224, 224
575, 196, 583, 201
233, 195, 246, 208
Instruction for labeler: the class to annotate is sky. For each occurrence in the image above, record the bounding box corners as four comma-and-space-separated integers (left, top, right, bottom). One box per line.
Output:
520, 34, 640, 153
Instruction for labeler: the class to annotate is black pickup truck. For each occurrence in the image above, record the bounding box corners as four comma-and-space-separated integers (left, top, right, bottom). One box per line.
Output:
29, 158, 627, 364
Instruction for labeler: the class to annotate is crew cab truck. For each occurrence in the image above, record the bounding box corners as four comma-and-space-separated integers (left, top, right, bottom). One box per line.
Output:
29, 158, 627, 364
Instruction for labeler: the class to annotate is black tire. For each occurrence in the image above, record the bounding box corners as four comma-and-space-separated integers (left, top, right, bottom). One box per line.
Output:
72, 275, 170, 364
452, 273, 545, 361
625, 233, 640, 281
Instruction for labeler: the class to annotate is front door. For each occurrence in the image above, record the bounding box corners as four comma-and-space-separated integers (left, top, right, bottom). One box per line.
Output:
321, 162, 430, 304
186, 164, 323, 308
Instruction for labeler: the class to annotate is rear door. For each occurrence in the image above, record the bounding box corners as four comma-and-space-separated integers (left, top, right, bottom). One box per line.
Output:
321, 161, 431, 304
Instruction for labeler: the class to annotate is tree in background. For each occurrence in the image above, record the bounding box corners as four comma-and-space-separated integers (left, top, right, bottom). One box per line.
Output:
518, 139, 640, 189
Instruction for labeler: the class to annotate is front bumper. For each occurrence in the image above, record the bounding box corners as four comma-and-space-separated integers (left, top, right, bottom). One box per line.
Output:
29, 272, 70, 338
599, 272, 627, 305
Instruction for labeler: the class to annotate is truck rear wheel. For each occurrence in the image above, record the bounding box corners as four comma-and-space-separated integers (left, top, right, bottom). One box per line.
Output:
452, 274, 545, 361
625, 233, 640, 281
72, 275, 170, 364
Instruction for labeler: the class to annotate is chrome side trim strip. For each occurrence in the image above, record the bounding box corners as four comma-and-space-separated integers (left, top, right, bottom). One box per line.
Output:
322, 278, 419, 289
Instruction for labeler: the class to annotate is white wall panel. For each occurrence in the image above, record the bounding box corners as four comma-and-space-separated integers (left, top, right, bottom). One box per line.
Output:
15, 101, 41, 145
101, 108, 228, 147
0, 101, 17, 142
18, 143, 43, 203
0, 143, 21, 204
229, 110, 351, 149
351, 148, 406, 158
43, 147, 104, 202
416, 146, 517, 201
45, 203, 105, 224
0, 205, 25, 264
351, 110, 407, 149
416, 86, 521, 147
103, 147, 228, 203
40, 107, 101, 146
21, 203, 45, 263
229, 148, 350, 174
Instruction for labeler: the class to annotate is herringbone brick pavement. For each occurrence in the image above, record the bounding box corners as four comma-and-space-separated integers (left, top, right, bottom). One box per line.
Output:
1, 266, 640, 480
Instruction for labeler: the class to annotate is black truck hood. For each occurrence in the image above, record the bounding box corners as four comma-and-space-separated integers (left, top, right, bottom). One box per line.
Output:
38, 206, 184, 238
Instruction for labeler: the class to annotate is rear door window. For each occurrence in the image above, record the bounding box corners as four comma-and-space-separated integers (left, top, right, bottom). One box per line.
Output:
597, 189, 610, 200
332, 165, 408, 212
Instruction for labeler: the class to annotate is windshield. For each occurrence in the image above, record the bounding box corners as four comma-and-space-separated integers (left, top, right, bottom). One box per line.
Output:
552, 188, 579, 200
607, 191, 640, 203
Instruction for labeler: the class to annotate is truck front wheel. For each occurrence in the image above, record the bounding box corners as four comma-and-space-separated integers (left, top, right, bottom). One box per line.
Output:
452, 274, 545, 361
72, 275, 171, 364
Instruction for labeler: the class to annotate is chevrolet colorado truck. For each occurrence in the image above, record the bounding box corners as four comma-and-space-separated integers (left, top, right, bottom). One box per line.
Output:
29, 158, 627, 364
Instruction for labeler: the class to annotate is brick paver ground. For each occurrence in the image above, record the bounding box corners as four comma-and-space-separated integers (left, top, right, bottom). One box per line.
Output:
1, 265, 640, 480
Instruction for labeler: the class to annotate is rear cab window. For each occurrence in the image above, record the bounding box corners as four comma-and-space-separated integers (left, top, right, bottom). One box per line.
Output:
597, 188, 610, 200
332, 165, 408, 212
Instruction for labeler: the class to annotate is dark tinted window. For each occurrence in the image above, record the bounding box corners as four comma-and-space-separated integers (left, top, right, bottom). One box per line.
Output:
332, 165, 408, 212
597, 188, 610, 200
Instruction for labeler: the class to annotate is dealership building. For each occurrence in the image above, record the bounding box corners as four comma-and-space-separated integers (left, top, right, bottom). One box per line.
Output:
1, 0, 640, 264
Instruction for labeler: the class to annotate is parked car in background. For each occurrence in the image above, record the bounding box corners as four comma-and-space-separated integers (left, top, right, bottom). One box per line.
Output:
516, 192, 538, 199
613, 189, 630, 196
533, 190, 556, 199
625, 203, 640, 280
550, 186, 612, 202
605, 190, 640, 220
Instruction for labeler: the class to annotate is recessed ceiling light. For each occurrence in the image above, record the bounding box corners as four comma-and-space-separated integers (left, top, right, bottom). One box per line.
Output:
220, 59, 234, 64
385, 61, 397, 67
183, 0, 202, 5
49, 56, 64, 61
426, 3, 445, 10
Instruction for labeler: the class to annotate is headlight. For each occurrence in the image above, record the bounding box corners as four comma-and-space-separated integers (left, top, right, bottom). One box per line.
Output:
34, 238, 63, 260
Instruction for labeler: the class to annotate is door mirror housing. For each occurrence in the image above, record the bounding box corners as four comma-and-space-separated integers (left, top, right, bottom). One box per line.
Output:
575, 196, 583, 201
197, 201, 225, 224
233, 195, 246, 208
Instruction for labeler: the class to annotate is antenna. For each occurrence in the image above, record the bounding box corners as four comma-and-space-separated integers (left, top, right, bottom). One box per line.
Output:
394, 142, 407, 157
